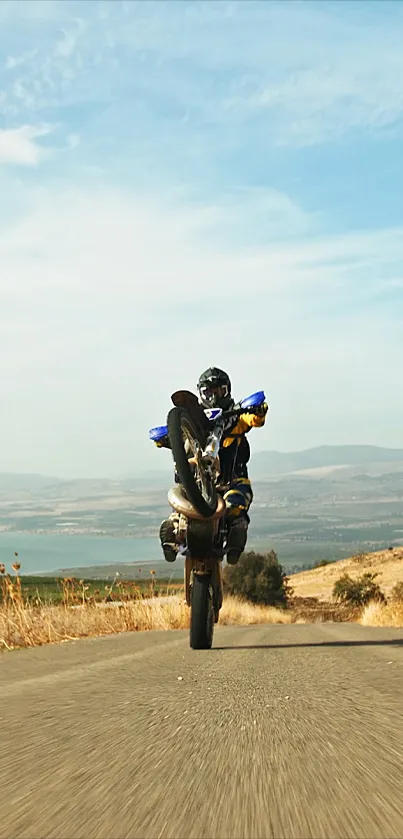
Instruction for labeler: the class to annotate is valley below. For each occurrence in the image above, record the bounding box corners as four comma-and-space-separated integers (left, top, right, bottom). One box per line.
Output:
1, 445, 403, 575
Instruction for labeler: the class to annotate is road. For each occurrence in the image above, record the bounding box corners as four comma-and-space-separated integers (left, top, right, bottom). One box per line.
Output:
1, 622, 403, 839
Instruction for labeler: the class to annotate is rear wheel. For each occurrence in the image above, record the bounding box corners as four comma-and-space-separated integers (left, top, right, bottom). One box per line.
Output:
190, 574, 214, 649
167, 406, 217, 518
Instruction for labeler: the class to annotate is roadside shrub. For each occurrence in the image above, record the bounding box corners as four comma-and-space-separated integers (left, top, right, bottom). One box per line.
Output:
223, 550, 291, 607
352, 551, 368, 565
391, 581, 403, 603
332, 572, 385, 607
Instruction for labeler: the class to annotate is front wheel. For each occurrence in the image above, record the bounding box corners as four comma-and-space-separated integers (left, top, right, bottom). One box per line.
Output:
190, 574, 214, 649
167, 406, 217, 518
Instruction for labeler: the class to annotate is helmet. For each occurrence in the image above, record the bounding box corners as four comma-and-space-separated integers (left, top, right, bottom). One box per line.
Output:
197, 367, 232, 409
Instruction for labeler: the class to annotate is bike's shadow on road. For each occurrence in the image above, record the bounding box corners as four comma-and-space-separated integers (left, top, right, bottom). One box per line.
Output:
214, 639, 403, 651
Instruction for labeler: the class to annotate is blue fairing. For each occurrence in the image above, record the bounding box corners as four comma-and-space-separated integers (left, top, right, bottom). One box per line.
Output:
204, 407, 223, 421
149, 425, 168, 442
240, 390, 266, 410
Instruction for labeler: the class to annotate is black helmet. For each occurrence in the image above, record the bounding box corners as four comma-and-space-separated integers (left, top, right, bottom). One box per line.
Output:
197, 367, 232, 409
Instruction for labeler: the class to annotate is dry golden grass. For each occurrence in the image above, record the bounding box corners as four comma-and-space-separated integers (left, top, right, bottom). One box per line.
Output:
218, 597, 292, 626
3, 545, 402, 651
291, 547, 403, 601
360, 600, 403, 628
0, 597, 189, 651
0, 595, 295, 651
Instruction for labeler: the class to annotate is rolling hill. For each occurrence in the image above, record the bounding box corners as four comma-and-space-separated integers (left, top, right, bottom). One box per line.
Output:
290, 545, 403, 601
2, 445, 403, 492
0, 473, 62, 492
250, 445, 403, 477
2, 447, 403, 570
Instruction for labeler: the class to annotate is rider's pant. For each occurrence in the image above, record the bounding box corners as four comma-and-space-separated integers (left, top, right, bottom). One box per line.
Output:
223, 478, 253, 522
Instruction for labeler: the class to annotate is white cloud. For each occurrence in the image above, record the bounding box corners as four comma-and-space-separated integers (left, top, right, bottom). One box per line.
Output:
223, 62, 403, 146
12, 79, 36, 110
0, 124, 52, 165
0, 179, 402, 476
66, 132, 80, 149
1, 1, 403, 145
55, 18, 86, 58
55, 29, 77, 59
5, 49, 37, 70
0, 2, 402, 476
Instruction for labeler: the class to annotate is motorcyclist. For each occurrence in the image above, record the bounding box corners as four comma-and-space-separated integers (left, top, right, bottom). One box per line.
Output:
154, 367, 268, 565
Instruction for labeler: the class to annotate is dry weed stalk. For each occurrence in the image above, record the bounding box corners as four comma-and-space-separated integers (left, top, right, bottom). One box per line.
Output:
0, 561, 298, 651
360, 600, 403, 628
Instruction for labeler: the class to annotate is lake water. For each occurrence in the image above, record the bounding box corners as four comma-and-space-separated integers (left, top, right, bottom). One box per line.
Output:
0, 533, 160, 575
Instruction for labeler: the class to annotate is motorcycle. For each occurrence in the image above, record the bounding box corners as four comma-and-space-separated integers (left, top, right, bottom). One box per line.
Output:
149, 388, 267, 649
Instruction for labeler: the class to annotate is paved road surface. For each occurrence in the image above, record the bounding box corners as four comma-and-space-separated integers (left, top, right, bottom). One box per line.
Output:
1, 623, 403, 839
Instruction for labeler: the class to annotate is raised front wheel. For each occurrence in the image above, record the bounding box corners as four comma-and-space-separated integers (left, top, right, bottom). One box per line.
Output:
167, 406, 217, 518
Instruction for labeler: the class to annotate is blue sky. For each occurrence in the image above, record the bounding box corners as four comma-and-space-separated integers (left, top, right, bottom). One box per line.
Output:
0, 0, 402, 477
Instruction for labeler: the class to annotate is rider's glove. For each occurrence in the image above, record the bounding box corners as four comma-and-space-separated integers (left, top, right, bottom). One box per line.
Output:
254, 401, 268, 417
155, 434, 171, 449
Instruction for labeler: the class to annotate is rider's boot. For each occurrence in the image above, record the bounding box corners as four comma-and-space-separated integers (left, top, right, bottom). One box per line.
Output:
159, 516, 178, 563
226, 515, 248, 565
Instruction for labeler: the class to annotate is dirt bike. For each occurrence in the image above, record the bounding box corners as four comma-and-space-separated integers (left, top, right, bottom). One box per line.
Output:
149, 388, 266, 649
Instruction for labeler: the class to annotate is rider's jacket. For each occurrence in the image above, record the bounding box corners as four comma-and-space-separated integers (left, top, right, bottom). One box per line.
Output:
154, 403, 267, 486
218, 410, 266, 483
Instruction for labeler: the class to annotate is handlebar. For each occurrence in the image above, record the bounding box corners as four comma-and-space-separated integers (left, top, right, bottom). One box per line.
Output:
219, 403, 260, 420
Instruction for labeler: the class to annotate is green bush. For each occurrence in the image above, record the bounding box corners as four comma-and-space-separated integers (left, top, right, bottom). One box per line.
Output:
332, 572, 385, 607
223, 550, 291, 607
314, 559, 332, 568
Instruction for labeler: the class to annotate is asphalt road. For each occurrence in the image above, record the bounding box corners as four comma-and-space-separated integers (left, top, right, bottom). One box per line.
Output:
1, 622, 403, 839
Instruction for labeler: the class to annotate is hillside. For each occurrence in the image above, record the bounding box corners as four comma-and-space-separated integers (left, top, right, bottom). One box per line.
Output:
0, 473, 62, 492
2, 446, 403, 569
290, 546, 403, 601
2, 445, 403, 492
250, 444, 403, 477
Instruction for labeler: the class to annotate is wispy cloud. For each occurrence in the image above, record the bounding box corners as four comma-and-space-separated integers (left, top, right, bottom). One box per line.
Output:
5, 48, 37, 70
0, 178, 402, 474
0, 124, 52, 165
54, 28, 79, 59
1, 1, 403, 144
0, 1, 402, 475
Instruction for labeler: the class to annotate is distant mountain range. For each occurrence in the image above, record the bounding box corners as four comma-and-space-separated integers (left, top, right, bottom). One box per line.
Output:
249, 445, 403, 478
2, 446, 403, 571
0, 473, 62, 491
1, 446, 403, 492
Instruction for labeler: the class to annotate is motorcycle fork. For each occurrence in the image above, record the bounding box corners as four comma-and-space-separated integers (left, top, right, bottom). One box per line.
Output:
184, 556, 223, 615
